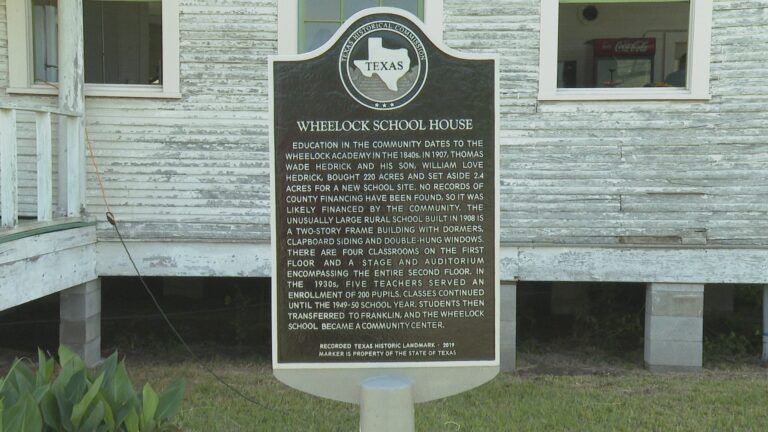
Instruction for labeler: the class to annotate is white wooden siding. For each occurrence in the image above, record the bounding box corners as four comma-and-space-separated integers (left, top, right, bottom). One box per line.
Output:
444, 0, 768, 246
0, 0, 766, 250
0, 225, 97, 310
82, 0, 276, 241
3, 2, 69, 221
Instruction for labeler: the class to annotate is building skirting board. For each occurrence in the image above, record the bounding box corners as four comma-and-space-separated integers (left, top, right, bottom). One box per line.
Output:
502, 245, 768, 284
96, 241, 768, 283
96, 240, 273, 277
0, 226, 97, 310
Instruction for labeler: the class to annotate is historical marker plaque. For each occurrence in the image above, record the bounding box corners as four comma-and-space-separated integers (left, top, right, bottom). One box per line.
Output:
270, 9, 498, 399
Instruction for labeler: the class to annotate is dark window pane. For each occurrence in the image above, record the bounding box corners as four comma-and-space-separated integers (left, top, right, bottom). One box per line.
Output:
304, 22, 341, 52
300, 0, 423, 53
305, 0, 340, 21
83, 0, 163, 85
383, 0, 418, 16
343, 0, 378, 18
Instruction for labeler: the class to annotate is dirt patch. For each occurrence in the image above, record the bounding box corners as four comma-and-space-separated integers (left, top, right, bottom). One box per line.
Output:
515, 347, 645, 376
514, 346, 768, 378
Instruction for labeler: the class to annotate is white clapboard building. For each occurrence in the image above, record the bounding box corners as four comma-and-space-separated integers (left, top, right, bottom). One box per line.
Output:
1, 0, 767, 370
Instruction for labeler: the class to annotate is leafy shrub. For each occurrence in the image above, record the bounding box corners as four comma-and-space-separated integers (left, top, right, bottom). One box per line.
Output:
570, 288, 645, 351
705, 331, 754, 363
0, 346, 184, 431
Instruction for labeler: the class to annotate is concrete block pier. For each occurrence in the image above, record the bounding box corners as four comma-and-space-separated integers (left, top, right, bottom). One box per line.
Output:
500, 282, 517, 371
60, 279, 102, 366
644, 283, 704, 372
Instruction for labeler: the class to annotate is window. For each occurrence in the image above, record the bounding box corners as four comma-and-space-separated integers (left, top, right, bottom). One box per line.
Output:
7, 0, 180, 98
32, 0, 58, 83
82, 1, 164, 85
300, 0, 423, 53
277, 0, 443, 55
538, 0, 712, 100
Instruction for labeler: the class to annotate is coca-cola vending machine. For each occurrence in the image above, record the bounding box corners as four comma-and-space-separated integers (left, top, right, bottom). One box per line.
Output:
589, 38, 656, 88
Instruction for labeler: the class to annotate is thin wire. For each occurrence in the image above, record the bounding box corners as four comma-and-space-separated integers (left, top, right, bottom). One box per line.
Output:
84, 128, 112, 215
108, 217, 283, 412
84, 128, 314, 427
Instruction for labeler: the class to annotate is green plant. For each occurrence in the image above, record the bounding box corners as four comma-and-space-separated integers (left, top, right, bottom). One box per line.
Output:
570, 289, 645, 352
705, 331, 754, 362
0, 346, 184, 432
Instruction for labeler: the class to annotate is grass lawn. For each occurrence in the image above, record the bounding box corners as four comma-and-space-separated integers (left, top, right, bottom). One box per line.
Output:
4, 282, 767, 430
123, 352, 768, 432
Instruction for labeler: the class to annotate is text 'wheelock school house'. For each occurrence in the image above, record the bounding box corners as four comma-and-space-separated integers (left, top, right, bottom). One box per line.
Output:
1, 0, 768, 372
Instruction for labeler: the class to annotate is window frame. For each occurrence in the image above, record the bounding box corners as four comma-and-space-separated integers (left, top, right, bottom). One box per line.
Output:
538, 0, 712, 101
6, 0, 181, 99
277, 0, 444, 55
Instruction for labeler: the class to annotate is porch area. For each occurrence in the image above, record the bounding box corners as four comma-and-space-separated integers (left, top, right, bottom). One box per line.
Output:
0, 100, 96, 303
1, 0, 95, 306
0, 103, 99, 364
1, 1, 99, 362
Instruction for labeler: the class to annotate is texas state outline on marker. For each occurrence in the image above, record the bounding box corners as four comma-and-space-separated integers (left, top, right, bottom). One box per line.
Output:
353, 38, 410, 91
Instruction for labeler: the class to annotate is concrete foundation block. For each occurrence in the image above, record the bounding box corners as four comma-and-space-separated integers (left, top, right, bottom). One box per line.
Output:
500, 282, 517, 322
59, 279, 102, 367
500, 321, 516, 372
500, 282, 516, 372
646, 288, 704, 317
648, 283, 704, 292
646, 316, 703, 342
644, 283, 704, 371
644, 340, 702, 370
59, 287, 101, 321
64, 337, 102, 368
60, 313, 101, 344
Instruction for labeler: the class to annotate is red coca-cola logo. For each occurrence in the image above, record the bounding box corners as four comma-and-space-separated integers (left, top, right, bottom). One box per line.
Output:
594, 38, 656, 57
614, 39, 651, 53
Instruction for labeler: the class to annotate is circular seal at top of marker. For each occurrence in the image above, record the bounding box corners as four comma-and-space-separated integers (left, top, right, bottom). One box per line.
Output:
339, 20, 428, 111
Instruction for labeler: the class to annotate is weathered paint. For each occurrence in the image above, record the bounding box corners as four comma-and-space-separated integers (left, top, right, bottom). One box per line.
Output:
95, 240, 272, 277
504, 246, 768, 283
0, 108, 17, 227
443, 0, 768, 248
0, 0, 766, 283
35, 111, 52, 220
0, 225, 97, 310
58, 0, 85, 218
0, 106, 81, 225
